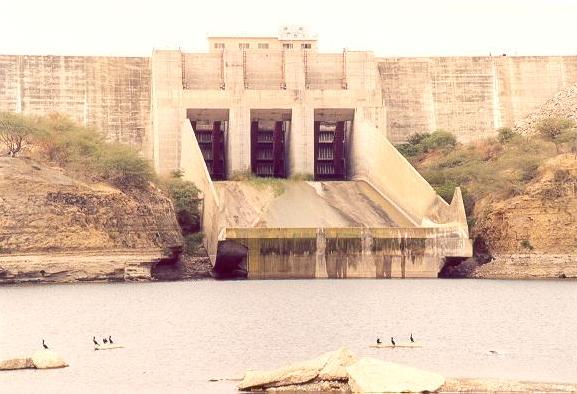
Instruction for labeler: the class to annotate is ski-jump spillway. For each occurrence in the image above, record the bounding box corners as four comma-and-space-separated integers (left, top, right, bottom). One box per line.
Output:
179, 119, 472, 279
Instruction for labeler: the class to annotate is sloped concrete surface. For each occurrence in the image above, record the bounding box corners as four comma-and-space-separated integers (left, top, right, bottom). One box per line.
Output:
216, 180, 414, 229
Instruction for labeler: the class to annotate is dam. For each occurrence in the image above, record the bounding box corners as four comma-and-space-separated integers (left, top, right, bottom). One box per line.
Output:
4, 27, 577, 278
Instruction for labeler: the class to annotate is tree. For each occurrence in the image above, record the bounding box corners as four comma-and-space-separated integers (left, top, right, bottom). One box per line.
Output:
536, 117, 575, 140
0, 112, 39, 156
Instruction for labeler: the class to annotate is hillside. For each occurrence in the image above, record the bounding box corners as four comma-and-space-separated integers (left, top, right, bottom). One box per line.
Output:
396, 124, 577, 278
0, 157, 183, 283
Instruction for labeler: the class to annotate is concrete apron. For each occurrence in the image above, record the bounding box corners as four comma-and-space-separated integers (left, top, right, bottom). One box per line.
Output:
222, 227, 470, 279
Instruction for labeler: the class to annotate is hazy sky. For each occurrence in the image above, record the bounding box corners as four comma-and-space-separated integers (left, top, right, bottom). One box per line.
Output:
1, 0, 576, 57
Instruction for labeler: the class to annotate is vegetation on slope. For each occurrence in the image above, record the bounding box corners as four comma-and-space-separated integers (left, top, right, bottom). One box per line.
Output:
0, 112, 203, 254
396, 121, 577, 234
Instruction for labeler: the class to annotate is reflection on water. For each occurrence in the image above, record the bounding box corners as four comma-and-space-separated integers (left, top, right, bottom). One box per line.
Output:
1, 279, 576, 393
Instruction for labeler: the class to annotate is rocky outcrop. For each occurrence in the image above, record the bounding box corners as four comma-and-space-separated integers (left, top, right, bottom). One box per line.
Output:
0, 157, 183, 284
1, 350, 67, 371
346, 358, 445, 393
0, 357, 34, 370
473, 154, 577, 254
238, 347, 357, 391
238, 348, 446, 393
30, 350, 68, 369
514, 83, 577, 135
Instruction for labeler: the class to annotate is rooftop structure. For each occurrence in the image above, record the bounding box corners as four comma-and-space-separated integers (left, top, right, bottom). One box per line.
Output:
208, 25, 317, 52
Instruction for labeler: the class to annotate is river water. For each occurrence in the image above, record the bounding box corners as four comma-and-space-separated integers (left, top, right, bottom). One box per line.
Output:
1, 279, 576, 393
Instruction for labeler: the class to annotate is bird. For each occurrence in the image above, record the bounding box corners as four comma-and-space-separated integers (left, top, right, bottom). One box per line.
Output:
93, 336, 100, 346
103, 338, 108, 344
42, 339, 49, 350
376, 338, 381, 345
391, 337, 396, 346
108, 336, 113, 344
410, 333, 414, 343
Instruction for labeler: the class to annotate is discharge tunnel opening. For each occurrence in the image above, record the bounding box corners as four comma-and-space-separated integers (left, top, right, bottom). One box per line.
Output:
250, 109, 291, 178
314, 108, 353, 181
187, 108, 229, 180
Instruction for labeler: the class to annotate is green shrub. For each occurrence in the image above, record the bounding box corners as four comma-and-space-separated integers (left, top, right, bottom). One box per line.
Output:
434, 180, 458, 203
396, 143, 422, 158
407, 132, 430, 145
536, 117, 575, 140
164, 177, 201, 234
97, 145, 154, 189
421, 130, 457, 152
497, 127, 515, 143
0, 112, 41, 156
184, 233, 204, 255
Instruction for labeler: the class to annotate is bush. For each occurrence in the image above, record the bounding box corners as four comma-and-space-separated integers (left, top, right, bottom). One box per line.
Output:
497, 127, 515, 144
407, 132, 430, 145
434, 180, 458, 203
421, 130, 457, 152
164, 177, 201, 234
536, 117, 575, 140
184, 233, 204, 255
396, 143, 422, 158
97, 145, 154, 189
0, 112, 41, 156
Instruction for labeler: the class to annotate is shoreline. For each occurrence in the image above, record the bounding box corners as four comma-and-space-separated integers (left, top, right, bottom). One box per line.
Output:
1, 252, 576, 285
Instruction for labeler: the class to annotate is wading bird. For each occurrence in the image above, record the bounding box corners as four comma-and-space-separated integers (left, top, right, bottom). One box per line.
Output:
42, 339, 48, 350
391, 337, 396, 346
93, 336, 100, 346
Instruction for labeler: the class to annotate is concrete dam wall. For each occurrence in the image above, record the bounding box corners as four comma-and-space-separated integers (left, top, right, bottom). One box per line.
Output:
379, 56, 577, 143
0, 55, 151, 155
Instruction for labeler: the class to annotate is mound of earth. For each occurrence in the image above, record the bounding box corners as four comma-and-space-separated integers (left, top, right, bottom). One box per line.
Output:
0, 157, 183, 283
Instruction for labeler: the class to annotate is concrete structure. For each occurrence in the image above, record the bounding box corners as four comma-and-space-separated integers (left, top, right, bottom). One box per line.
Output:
208, 25, 317, 52
3, 33, 577, 277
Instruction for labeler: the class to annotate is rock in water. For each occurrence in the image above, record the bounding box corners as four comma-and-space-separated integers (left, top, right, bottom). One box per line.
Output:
0, 358, 34, 370
346, 358, 445, 393
239, 347, 357, 390
318, 347, 358, 381
31, 350, 68, 369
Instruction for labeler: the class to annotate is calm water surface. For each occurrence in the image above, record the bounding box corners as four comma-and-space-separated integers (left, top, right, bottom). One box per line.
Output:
1, 279, 576, 393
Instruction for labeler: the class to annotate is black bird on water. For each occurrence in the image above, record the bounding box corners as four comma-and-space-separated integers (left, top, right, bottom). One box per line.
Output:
376, 338, 382, 345
108, 336, 113, 344
391, 337, 396, 346
42, 339, 49, 350
93, 336, 100, 346
103, 338, 108, 344
410, 333, 414, 343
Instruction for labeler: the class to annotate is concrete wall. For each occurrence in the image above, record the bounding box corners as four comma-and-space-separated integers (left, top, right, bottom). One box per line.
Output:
0, 55, 151, 154
154, 49, 383, 176
225, 226, 471, 279
379, 56, 577, 143
349, 108, 469, 231
179, 120, 221, 261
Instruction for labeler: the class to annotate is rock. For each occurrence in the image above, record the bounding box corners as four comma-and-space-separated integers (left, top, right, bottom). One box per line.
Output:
0, 357, 34, 370
346, 358, 445, 393
31, 350, 68, 369
239, 347, 356, 390
318, 347, 358, 381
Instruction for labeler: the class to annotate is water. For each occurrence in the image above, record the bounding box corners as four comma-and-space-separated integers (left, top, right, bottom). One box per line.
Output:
1, 279, 576, 393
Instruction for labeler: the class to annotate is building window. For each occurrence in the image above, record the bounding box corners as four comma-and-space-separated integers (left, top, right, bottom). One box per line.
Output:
301, 43, 312, 49
283, 43, 293, 49
214, 43, 225, 49
239, 43, 250, 49
258, 43, 269, 49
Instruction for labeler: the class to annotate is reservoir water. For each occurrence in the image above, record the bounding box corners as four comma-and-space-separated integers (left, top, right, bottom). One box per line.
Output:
1, 279, 576, 393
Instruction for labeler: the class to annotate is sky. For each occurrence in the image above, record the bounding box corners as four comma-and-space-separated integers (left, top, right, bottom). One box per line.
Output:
1, 0, 576, 57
